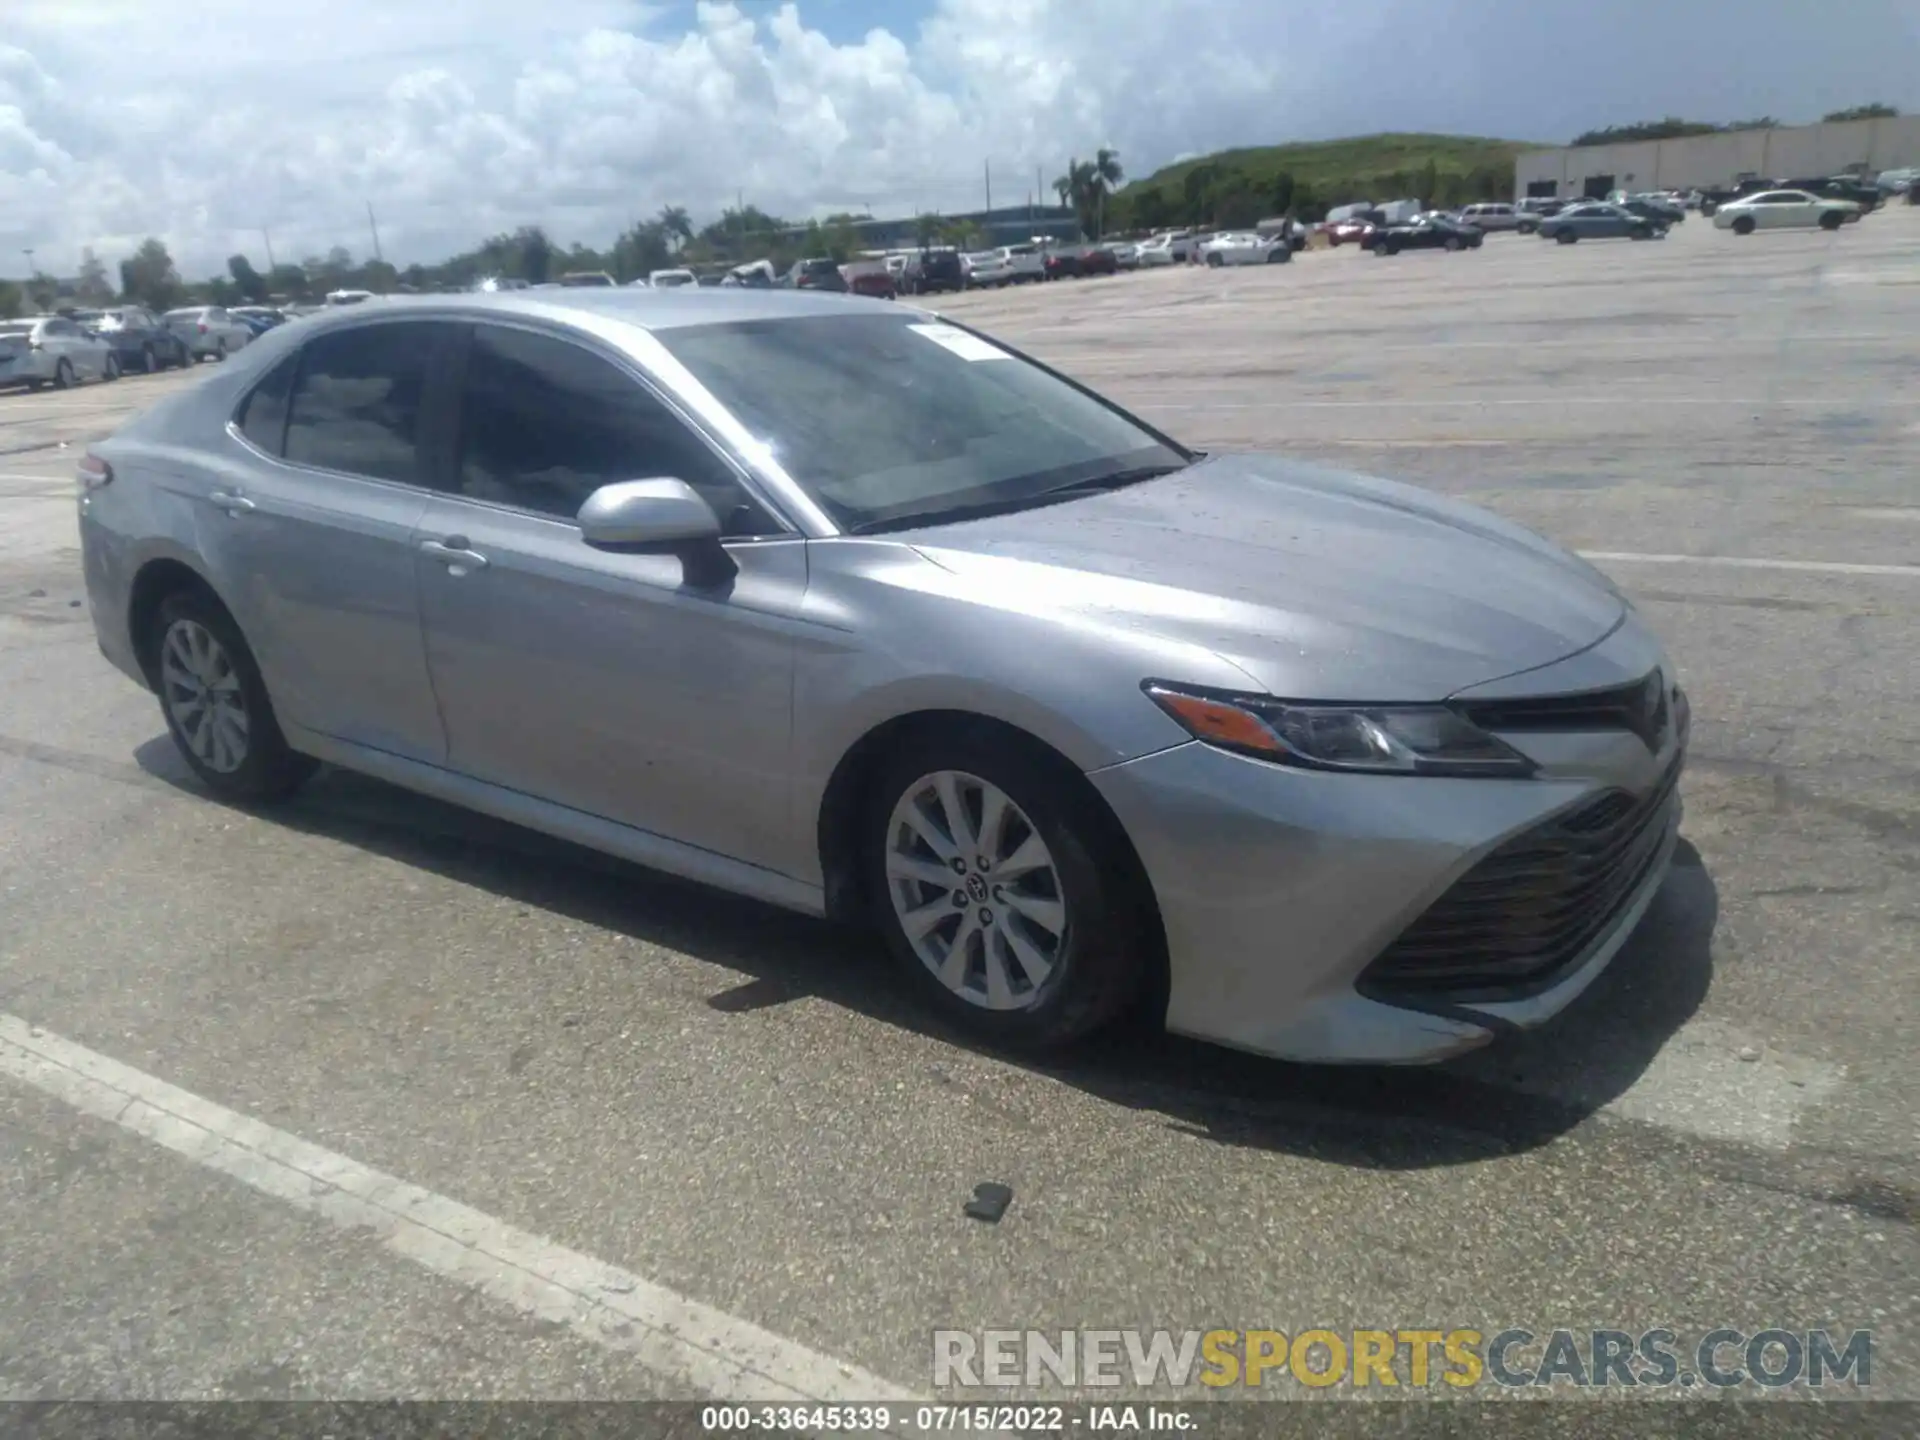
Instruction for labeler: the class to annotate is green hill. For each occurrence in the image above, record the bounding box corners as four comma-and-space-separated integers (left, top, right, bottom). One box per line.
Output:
1110, 132, 1541, 231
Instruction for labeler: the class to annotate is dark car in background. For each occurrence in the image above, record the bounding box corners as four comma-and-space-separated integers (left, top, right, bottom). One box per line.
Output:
231, 306, 289, 337
1368, 213, 1485, 255
81, 306, 191, 373
901, 248, 966, 295
784, 258, 849, 292
1618, 197, 1685, 226
1043, 244, 1119, 279
1537, 203, 1666, 242
840, 261, 897, 300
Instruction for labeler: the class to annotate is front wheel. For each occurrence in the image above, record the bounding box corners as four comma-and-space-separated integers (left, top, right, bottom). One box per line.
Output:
1266, 247, 1289, 263
1732, 216, 1755, 235
1444, 235, 1462, 251
866, 734, 1151, 1050
214, 338, 229, 361
1819, 210, 1844, 231
53, 359, 74, 389
1556, 230, 1577, 244
103, 353, 121, 381
1205, 252, 1223, 268
142, 345, 157, 374
150, 589, 317, 803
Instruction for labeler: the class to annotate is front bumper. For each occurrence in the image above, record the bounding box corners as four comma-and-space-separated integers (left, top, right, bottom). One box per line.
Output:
1090, 627, 1687, 1065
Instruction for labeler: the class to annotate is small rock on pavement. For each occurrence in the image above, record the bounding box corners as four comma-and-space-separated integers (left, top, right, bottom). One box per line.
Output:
1737, 1045, 1762, 1062
964, 1182, 1013, 1224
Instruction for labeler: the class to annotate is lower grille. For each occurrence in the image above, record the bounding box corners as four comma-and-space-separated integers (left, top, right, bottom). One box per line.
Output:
1360, 755, 1683, 1001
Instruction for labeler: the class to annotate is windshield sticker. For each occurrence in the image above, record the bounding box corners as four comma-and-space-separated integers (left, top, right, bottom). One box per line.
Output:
907, 323, 1010, 362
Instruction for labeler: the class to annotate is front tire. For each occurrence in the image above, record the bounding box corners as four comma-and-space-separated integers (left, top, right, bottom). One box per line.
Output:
1444, 235, 1462, 252
142, 345, 157, 374
150, 589, 317, 804
104, 354, 121, 381
1819, 210, 1844, 231
1556, 230, 1578, 244
866, 732, 1151, 1051
1205, 252, 1223, 268
53, 359, 74, 389
1732, 216, 1755, 235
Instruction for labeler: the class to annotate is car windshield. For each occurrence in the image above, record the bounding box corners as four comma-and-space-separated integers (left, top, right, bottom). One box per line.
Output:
657, 313, 1188, 533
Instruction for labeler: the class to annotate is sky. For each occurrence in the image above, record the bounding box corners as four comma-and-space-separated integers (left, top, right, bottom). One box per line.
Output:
4, 0, 1918, 278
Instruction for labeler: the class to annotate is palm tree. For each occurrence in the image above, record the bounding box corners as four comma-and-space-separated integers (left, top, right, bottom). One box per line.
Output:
658, 205, 693, 252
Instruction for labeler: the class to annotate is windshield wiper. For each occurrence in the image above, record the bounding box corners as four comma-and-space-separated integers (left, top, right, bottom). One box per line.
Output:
1031, 461, 1189, 500
844, 460, 1190, 536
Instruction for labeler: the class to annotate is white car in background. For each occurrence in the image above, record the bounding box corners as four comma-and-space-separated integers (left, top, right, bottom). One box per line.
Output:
0, 314, 119, 389
1711, 189, 1861, 234
162, 306, 253, 362
1198, 232, 1291, 267
648, 269, 697, 288
996, 243, 1045, 283
963, 251, 1012, 287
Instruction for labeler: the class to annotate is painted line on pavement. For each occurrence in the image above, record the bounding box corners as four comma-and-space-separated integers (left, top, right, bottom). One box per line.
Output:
1582, 551, 1920, 579
0, 1013, 918, 1407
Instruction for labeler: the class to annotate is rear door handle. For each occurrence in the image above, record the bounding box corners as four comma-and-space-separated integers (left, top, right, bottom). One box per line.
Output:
207, 489, 256, 516
419, 537, 489, 571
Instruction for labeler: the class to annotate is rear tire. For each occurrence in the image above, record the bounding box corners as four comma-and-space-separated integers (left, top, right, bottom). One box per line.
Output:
142, 345, 157, 374
149, 589, 317, 804
1444, 235, 1462, 251
104, 354, 121, 381
865, 730, 1151, 1051
53, 359, 74, 389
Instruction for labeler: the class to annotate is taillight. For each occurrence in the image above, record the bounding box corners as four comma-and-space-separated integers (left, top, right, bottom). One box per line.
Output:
197, 322, 208, 333
77, 453, 113, 493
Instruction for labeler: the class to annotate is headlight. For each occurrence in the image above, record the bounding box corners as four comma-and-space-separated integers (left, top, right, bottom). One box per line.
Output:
1143, 681, 1537, 778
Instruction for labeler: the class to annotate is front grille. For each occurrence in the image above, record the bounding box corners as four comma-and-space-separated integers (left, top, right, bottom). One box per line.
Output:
1459, 671, 1670, 754
1360, 755, 1683, 1001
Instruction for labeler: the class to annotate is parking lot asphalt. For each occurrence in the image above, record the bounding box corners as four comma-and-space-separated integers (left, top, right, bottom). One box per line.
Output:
2, 211, 1917, 1412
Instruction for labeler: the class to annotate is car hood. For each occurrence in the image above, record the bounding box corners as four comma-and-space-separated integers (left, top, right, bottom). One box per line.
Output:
902, 454, 1626, 702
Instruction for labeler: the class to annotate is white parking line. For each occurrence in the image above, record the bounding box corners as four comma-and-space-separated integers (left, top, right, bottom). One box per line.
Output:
1173, 397, 1912, 410
1583, 551, 1920, 579
0, 1013, 918, 1406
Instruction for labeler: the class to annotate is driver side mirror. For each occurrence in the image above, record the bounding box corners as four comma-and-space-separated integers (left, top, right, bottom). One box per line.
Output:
578, 478, 736, 587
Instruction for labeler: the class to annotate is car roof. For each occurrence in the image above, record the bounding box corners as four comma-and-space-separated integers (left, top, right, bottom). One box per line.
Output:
262, 286, 898, 337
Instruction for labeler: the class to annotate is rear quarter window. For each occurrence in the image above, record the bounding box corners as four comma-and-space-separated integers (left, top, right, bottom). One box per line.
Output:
235, 352, 300, 456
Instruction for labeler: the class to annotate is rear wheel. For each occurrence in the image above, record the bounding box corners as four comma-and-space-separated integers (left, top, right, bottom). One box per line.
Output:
214, 338, 229, 361
142, 345, 157, 374
1205, 252, 1223, 268
1732, 216, 1755, 235
1443, 235, 1462, 251
53, 359, 74, 389
866, 732, 1151, 1051
103, 353, 121, 381
150, 589, 316, 804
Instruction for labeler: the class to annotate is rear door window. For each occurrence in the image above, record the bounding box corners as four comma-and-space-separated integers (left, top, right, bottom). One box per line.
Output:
283, 322, 456, 485
235, 354, 300, 457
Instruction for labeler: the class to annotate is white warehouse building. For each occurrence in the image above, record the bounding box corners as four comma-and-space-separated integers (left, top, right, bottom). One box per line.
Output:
1514, 114, 1920, 199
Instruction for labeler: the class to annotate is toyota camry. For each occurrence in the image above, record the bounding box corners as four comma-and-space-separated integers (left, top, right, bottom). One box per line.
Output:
77, 289, 1688, 1065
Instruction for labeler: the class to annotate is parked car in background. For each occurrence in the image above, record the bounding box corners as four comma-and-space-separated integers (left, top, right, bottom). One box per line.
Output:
231, 306, 289, 338
781, 259, 848, 292
559, 271, 618, 288
841, 261, 897, 300
324, 289, 375, 307
1134, 235, 1177, 266
1199, 232, 1292, 266
1711, 189, 1861, 234
85, 306, 192, 373
648, 269, 698, 288
1108, 242, 1142, 269
1043, 244, 1117, 279
162, 305, 254, 361
1325, 213, 1382, 246
1876, 167, 1917, 196
1458, 202, 1522, 232
1515, 198, 1566, 228
1617, 196, 1685, 226
0, 314, 119, 389
997, 243, 1046, 282
963, 251, 1012, 288
1369, 213, 1486, 255
1536, 203, 1666, 243
900, 249, 966, 295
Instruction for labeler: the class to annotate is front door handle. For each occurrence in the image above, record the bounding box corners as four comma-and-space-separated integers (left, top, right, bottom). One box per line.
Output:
419, 537, 489, 572
207, 489, 256, 516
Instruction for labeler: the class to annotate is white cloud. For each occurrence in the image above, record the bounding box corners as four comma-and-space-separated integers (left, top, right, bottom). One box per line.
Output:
1, 0, 1916, 277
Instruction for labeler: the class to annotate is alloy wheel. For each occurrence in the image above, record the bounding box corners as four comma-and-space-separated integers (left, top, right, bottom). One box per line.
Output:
160, 618, 251, 773
884, 770, 1068, 1012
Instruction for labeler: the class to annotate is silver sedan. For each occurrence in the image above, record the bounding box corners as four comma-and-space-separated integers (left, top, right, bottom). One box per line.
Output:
77, 290, 1688, 1065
